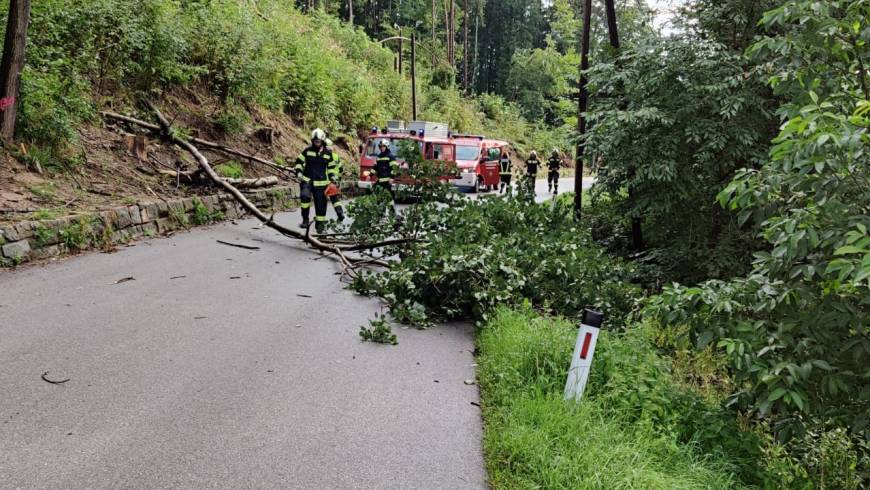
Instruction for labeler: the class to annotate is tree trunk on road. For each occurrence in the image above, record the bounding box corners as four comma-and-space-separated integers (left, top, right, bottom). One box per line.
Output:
0, 0, 31, 144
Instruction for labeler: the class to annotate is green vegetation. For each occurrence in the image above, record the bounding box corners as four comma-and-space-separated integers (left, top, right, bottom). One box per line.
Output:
33, 223, 56, 246
350, 190, 638, 328
479, 308, 748, 488
190, 198, 222, 225
7, 0, 557, 166
168, 205, 188, 228
26, 183, 55, 201
2, 0, 865, 486
59, 216, 96, 250
215, 161, 244, 180
359, 314, 398, 345
343, 1, 867, 482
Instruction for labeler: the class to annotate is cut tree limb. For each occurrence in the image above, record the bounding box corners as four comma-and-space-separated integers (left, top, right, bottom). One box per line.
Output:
102, 111, 296, 180
223, 176, 279, 188
139, 102, 394, 274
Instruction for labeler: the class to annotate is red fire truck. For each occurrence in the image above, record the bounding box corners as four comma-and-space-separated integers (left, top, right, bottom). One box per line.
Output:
357, 120, 457, 190
450, 135, 509, 193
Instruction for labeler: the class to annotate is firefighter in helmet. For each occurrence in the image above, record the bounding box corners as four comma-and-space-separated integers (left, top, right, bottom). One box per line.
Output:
324, 138, 345, 222
294, 128, 336, 232
547, 148, 564, 194
371, 138, 398, 201
524, 150, 541, 194
499, 148, 513, 194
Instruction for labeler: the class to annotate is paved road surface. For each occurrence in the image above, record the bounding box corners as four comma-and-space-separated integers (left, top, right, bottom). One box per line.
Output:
0, 218, 484, 488
0, 176, 591, 489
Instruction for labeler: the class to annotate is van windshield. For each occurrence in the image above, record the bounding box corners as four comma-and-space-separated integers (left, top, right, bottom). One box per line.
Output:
366, 138, 422, 158
455, 145, 481, 161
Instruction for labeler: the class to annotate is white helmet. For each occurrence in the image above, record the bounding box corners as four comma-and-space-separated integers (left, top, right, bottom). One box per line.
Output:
530, 150, 537, 158
378, 139, 390, 148
311, 128, 326, 142
324, 138, 333, 148
552, 148, 559, 155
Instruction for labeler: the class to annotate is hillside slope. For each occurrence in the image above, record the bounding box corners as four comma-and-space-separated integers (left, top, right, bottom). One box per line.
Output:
1, 0, 559, 221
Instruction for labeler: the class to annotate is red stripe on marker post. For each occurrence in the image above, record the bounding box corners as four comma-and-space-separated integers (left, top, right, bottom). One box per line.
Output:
579, 332, 593, 359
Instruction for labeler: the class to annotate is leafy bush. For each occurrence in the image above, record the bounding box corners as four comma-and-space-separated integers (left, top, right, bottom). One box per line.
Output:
647, 0, 869, 438
644, 2, 869, 486
585, 35, 775, 283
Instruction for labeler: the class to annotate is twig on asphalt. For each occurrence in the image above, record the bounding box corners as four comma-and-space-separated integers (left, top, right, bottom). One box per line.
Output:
41, 372, 70, 385
216, 240, 261, 250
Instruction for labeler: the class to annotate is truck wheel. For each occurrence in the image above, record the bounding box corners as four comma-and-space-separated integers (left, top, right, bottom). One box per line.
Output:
474, 176, 484, 194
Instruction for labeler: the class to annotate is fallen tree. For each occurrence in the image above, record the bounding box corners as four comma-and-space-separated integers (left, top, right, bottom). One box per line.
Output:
102, 111, 297, 181
101, 104, 396, 275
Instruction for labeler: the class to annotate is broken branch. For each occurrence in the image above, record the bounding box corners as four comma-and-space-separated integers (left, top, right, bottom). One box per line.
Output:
216, 240, 261, 250
102, 111, 297, 180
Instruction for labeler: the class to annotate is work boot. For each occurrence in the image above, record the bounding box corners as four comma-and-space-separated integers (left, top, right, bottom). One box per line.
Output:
336, 209, 345, 222
300, 218, 310, 228
315, 222, 326, 234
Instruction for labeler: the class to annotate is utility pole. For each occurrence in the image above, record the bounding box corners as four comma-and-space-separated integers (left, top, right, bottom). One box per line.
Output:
0, 0, 31, 144
431, 0, 437, 67
411, 32, 417, 121
573, 0, 592, 221
348, 0, 353, 26
398, 28, 403, 75
449, 0, 455, 73
463, 0, 469, 94
601, 0, 641, 249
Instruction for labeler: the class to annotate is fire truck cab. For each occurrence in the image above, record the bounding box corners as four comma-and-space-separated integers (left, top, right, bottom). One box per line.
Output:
357, 120, 456, 189
451, 136, 510, 193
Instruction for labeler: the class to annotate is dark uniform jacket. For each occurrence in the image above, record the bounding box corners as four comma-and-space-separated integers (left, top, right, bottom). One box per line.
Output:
547, 156, 562, 172
372, 151, 398, 182
499, 156, 512, 175
525, 158, 540, 176
295, 145, 336, 187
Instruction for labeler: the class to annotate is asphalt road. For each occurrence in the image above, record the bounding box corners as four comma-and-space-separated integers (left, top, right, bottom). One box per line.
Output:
0, 176, 591, 489
0, 222, 484, 488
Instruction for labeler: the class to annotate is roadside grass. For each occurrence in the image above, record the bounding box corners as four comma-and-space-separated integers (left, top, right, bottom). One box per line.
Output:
478, 307, 749, 489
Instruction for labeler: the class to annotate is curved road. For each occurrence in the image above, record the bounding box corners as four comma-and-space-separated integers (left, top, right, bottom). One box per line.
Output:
0, 177, 589, 489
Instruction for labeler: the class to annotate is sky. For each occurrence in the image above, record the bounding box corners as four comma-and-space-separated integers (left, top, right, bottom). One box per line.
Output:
647, 0, 687, 34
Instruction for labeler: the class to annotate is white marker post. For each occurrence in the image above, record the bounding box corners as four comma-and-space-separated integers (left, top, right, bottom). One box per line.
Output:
564, 309, 604, 402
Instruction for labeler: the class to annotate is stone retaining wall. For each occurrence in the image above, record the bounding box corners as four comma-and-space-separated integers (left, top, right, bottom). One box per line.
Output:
0, 186, 298, 266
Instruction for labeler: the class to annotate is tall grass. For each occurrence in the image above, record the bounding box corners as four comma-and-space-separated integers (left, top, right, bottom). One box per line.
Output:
478, 307, 751, 489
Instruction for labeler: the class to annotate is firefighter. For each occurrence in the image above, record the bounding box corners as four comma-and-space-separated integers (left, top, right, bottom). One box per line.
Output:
547, 148, 564, 194
499, 149, 512, 194
324, 138, 345, 222
524, 150, 541, 194
372, 139, 398, 202
294, 128, 335, 232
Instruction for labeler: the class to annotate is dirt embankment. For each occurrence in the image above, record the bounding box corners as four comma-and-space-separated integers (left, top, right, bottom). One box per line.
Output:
0, 86, 358, 225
